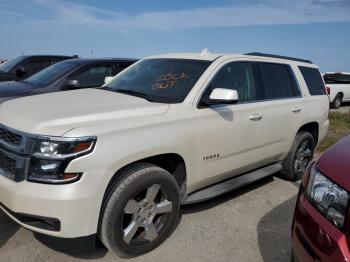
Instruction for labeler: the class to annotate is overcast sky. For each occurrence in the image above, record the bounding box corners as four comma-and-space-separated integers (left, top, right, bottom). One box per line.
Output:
0, 0, 349, 72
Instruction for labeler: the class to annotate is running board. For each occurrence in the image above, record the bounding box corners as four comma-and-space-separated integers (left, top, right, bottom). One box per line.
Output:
183, 162, 282, 205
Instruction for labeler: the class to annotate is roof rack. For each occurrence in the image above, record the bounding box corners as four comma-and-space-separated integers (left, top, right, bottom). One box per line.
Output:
244, 52, 313, 64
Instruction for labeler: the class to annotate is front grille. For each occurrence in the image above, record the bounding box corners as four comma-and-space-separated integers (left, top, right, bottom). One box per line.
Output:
0, 127, 22, 146
0, 150, 17, 179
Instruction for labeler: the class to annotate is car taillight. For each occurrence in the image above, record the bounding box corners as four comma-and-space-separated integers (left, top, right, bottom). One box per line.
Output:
326, 86, 330, 95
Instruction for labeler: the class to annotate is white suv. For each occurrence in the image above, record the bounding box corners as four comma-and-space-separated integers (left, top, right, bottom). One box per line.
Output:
0, 52, 329, 257
324, 72, 350, 108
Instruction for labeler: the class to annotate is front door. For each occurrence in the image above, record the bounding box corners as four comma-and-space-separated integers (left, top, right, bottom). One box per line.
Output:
193, 61, 265, 189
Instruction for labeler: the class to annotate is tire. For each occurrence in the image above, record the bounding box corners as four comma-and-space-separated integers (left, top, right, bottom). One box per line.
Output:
280, 131, 315, 181
331, 94, 342, 109
99, 163, 180, 258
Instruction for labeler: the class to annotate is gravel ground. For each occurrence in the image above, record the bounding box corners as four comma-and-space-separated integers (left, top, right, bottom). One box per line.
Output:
330, 103, 350, 114
0, 176, 299, 262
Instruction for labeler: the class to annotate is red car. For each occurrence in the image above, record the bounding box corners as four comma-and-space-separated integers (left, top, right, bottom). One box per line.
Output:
292, 135, 350, 261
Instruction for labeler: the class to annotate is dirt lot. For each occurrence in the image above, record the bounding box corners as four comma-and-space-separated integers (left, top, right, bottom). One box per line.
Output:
1, 106, 349, 262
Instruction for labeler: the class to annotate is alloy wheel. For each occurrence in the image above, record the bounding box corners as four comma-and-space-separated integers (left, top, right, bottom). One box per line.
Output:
294, 140, 312, 177
121, 184, 173, 245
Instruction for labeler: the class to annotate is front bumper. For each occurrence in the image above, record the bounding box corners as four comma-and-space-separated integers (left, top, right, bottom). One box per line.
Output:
292, 192, 350, 262
0, 170, 106, 238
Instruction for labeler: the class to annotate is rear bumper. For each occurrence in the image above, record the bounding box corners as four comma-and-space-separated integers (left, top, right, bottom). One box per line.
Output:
0, 170, 107, 238
292, 192, 350, 262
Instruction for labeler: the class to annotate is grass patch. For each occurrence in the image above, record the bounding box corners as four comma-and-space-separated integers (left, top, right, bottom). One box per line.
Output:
317, 112, 350, 152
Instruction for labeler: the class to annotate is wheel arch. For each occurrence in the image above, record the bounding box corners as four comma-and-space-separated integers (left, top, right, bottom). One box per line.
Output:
296, 122, 319, 146
97, 153, 187, 234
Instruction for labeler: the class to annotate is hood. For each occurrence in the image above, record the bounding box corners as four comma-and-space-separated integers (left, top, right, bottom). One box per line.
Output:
0, 88, 169, 136
0, 80, 34, 96
317, 135, 350, 192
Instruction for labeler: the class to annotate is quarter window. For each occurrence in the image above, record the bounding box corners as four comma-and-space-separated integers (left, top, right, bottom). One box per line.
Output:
259, 63, 300, 99
299, 66, 326, 95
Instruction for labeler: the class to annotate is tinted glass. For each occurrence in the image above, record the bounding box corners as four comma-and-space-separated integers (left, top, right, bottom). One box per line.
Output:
26, 61, 77, 85
114, 63, 131, 75
0, 56, 26, 72
203, 62, 258, 103
324, 74, 350, 84
23, 60, 53, 76
73, 65, 113, 88
105, 59, 211, 103
299, 66, 326, 95
259, 63, 300, 99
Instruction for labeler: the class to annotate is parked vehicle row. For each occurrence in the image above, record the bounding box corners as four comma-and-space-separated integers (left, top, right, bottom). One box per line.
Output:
0, 51, 329, 257
0, 58, 137, 104
0, 55, 78, 82
324, 72, 350, 109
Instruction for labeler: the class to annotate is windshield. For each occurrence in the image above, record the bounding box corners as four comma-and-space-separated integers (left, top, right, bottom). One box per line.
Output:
104, 59, 211, 103
25, 61, 77, 85
0, 56, 26, 73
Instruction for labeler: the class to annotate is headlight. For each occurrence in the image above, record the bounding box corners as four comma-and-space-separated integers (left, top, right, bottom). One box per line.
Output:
28, 136, 96, 184
306, 166, 349, 230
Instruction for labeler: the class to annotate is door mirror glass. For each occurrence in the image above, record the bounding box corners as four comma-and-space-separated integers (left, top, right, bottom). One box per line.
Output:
209, 88, 238, 105
64, 79, 80, 90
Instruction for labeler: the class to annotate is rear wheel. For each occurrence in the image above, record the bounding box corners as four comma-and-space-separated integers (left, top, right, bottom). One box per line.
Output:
331, 94, 342, 109
99, 163, 180, 258
280, 131, 315, 181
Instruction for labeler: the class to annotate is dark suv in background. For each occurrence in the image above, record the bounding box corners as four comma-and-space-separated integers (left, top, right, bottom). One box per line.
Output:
0, 55, 77, 82
0, 58, 137, 103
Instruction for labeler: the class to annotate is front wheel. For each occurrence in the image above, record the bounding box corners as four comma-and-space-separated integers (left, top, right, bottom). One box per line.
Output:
99, 163, 180, 258
280, 131, 315, 181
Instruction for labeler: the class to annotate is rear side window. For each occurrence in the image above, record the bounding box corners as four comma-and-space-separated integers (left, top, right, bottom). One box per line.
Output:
299, 66, 326, 95
258, 63, 300, 99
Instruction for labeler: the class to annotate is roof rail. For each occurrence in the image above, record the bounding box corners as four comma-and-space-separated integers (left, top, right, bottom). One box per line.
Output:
244, 52, 313, 64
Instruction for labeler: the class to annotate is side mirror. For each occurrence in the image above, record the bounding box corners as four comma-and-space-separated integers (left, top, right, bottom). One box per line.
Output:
15, 67, 26, 77
208, 88, 238, 105
104, 76, 114, 85
64, 79, 81, 90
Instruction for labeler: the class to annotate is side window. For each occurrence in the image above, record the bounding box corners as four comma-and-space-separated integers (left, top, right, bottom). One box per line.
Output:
259, 63, 300, 99
299, 66, 326, 95
74, 64, 113, 88
114, 63, 130, 75
22, 60, 52, 76
203, 62, 258, 103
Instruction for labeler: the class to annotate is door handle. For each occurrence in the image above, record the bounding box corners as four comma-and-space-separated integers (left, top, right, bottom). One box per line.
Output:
249, 114, 263, 121
292, 106, 302, 113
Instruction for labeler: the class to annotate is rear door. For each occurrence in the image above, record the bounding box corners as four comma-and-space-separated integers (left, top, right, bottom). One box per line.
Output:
257, 62, 304, 161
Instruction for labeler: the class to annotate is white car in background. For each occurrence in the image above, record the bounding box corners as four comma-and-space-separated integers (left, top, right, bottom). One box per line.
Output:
324, 72, 350, 109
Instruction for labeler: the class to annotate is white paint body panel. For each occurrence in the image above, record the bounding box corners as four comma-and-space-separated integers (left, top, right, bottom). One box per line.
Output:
327, 83, 350, 102
0, 53, 329, 238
